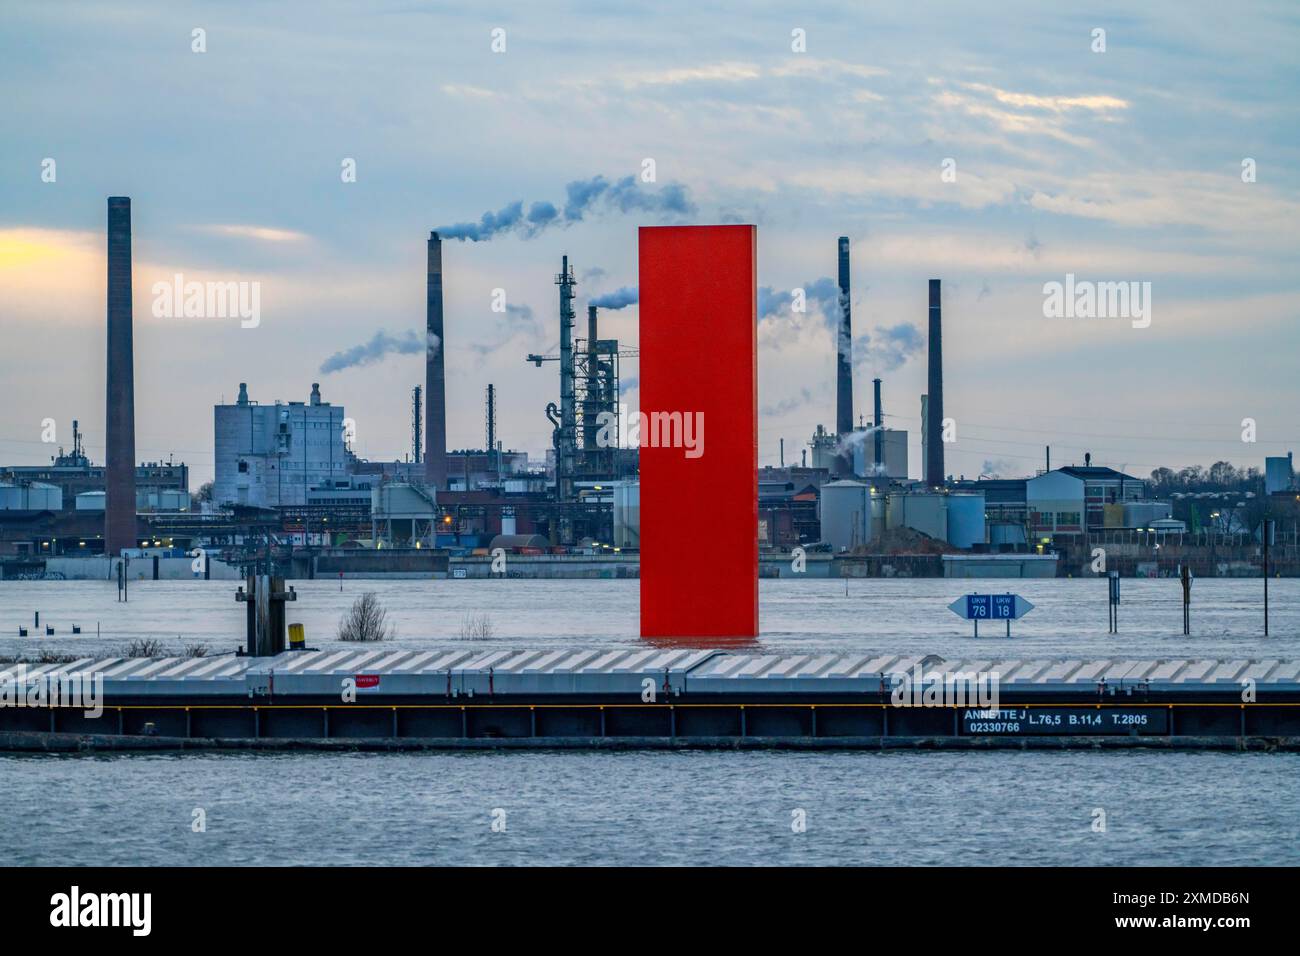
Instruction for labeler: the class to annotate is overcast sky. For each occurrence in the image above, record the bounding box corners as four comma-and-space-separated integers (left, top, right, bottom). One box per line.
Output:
2, 0, 1298, 487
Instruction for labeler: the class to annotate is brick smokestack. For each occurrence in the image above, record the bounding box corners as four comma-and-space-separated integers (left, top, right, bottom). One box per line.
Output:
835, 236, 853, 476
424, 231, 448, 490
926, 278, 944, 488
105, 197, 137, 554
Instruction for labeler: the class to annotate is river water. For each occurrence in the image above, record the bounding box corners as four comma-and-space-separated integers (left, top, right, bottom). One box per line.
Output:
2, 578, 1297, 865
2, 577, 1296, 659
2, 749, 1296, 865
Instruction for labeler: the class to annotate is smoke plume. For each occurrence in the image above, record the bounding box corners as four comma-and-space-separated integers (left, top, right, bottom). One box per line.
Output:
761, 386, 817, 417
981, 459, 1018, 478
590, 286, 638, 310
438, 174, 696, 242
759, 278, 923, 373
320, 330, 437, 374
853, 324, 924, 372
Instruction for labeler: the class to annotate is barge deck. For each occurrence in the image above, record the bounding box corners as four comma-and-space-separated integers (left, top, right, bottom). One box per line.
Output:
3, 648, 1299, 750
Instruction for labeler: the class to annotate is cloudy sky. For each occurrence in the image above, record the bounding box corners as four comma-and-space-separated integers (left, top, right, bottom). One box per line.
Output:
2, 0, 1297, 486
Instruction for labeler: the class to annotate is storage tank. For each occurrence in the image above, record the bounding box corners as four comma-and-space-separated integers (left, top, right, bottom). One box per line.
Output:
30, 482, 62, 511
0, 483, 21, 510
946, 492, 986, 549
613, 481, 640, 549
888, 491, 947, 540
820, 480, 871, 551
76, 491, 107, 511
988, 521, 1027, 548
871, 492, 886, 539
0, 481, 62, 511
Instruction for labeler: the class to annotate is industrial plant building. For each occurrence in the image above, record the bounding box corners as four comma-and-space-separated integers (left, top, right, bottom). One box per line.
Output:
1266, 454, 1296, 495
0, 424, 189, 507
213, 383, 350, 508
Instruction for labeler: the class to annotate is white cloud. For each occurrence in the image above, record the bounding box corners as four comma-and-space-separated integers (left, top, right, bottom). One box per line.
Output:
961, 82, 1128, 114
199, 224, 311, 243
611, 61, 762, 88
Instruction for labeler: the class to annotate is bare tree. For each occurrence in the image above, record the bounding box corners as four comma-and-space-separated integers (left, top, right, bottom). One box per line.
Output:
458, 613, 495, 641
123, 638, 165, 658
337, 592, 393, 642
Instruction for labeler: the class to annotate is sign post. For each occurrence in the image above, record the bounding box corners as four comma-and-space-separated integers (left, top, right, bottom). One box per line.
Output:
948, 592, 1034, 638
1263, 518, 1274, 637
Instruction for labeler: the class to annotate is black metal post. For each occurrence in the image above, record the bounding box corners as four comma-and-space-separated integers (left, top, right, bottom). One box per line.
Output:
1264, 519, 1273, 636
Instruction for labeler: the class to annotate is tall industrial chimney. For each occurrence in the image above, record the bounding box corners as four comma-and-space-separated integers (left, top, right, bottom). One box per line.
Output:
920, 394, 929, 484
105, 197, 136, 555
583, 305, 599, 451
411, 384, 422, 464
872, 377, 883, 479
926, 279, 944, 488
835, 237, 853, 476
424, 232, 448, 489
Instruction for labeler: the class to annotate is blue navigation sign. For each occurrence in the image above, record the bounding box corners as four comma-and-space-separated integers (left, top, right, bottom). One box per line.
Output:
948, 593, 1034, 637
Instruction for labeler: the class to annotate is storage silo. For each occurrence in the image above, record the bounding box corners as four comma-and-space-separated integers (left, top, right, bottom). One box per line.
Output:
76, 491, 107, 511
0, 481, 62, 511
988, 521, 1027, 549
0, 483, 21, 510
946, 492, 986, 549
820, 480, 871, 551
887, 491, 948, 540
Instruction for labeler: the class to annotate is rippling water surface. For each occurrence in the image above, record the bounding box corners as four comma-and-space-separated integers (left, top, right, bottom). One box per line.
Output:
3, 750, 1297, 866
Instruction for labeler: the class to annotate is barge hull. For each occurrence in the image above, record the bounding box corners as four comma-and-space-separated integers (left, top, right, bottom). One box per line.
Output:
5, 731, 1300, 753
5, 648, 1300, 748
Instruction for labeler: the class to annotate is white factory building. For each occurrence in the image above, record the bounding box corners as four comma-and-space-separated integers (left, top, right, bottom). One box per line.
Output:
213, 383, 351, 508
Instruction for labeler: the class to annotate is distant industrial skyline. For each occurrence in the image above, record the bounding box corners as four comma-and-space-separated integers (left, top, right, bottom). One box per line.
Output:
2, 1, 1298, 487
